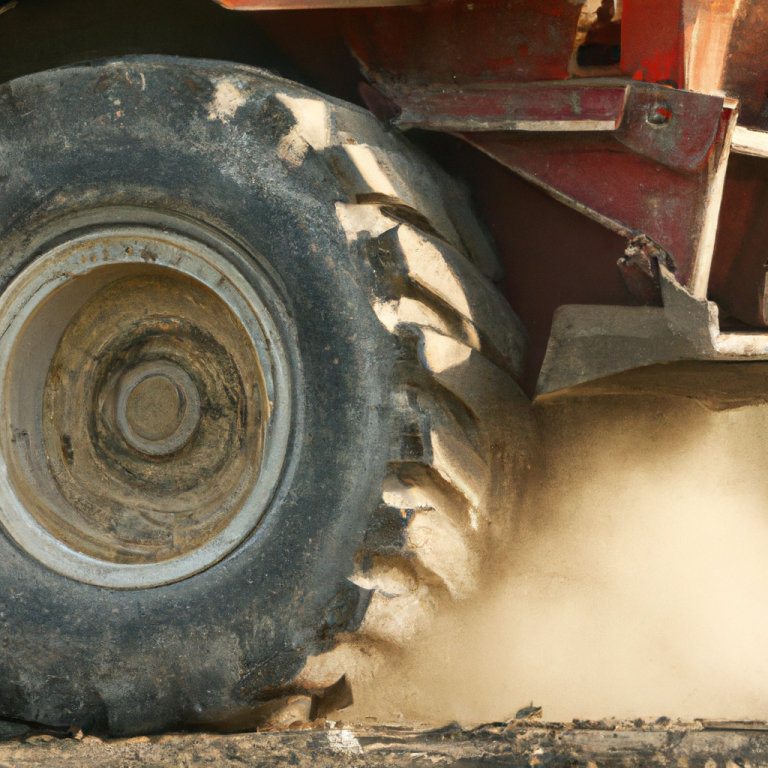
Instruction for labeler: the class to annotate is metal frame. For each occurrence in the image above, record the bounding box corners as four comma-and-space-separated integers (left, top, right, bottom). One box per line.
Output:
218, 0, 768, 403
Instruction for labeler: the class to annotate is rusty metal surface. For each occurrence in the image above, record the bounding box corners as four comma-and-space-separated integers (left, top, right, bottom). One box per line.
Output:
224, 0, 768, 387
338, 0, 750, 94
229, 0, 768, 329
387, 83, 628, 132
366, 80, 729, 294
719, 0, 768, 128
463, 131, 705, 289
709, 152, 768, 327
613, 86, 726, 173
618, 0, 684, 85
343, 0, 581, 88
383, 82, 725, 174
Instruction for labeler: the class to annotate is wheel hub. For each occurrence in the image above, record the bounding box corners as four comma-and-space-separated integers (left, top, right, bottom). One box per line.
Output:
116, 361, 201, 455
0, 218, 292, 588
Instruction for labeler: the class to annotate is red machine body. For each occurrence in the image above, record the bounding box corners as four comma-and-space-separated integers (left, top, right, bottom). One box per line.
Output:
217, 0, 768, 398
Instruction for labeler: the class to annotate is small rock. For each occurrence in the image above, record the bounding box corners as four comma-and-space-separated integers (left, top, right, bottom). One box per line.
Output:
25, 733, 55, 743
513, 704, 543, 720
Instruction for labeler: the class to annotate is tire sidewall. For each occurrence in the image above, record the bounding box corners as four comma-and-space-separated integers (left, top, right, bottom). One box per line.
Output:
0, 58, 393, 734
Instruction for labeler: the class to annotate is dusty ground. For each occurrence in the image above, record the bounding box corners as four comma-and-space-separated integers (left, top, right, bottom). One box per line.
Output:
2, 719, 768, 767
5, 394, 768, 763
347, 394, 768, 726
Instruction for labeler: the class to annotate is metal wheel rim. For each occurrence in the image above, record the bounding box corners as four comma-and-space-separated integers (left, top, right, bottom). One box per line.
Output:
0, 219, 292, 588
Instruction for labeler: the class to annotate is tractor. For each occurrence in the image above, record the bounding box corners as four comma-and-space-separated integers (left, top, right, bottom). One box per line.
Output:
0, 0, 763, 735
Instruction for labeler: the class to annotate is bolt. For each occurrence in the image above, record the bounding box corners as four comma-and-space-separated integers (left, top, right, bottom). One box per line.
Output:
647, 102, 672, 125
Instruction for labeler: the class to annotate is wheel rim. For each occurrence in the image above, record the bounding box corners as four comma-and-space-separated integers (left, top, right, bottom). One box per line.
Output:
0, 219, 292, 588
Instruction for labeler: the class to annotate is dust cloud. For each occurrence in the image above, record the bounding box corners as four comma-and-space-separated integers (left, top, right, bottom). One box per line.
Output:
349, 394, 768, 724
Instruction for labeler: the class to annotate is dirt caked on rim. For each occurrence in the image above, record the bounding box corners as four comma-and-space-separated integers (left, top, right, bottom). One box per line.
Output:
0, 217, 292, 589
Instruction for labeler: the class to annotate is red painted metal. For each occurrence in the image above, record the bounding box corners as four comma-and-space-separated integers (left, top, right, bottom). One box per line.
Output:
228, 0, 768, 370
337, 0, 736, 295
339, 1, 698, 90
464, 132, 708, 288
366, 79, 727, 290
619, 0, 684, 85
343, 0, 580, 87
347, 0, 723, 89
387, 83, 628, 131
612, 86, 725, 173
709, 154, 768, 327
720, 1, 768, 127
381, 82, 725, 174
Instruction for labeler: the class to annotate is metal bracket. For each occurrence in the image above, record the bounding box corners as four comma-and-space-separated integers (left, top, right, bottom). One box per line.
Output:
536, 266, 768, 407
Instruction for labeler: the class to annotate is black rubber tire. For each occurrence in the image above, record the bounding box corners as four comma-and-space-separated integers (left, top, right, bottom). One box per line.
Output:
0, 57, 529, 735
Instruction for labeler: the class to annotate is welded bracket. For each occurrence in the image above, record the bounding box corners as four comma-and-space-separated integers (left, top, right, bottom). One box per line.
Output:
536, 267, 768, 407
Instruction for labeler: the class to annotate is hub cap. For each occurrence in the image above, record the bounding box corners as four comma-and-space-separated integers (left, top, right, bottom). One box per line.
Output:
0, 219, 292, 588
115, 361, 201, 456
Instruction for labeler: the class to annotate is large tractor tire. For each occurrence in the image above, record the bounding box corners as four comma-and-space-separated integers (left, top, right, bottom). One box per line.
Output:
0, 57, 529, 735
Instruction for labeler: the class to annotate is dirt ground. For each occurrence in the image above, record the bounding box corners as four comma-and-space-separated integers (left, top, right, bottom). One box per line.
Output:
347, 394, 768, 726
2, 719, 767, 767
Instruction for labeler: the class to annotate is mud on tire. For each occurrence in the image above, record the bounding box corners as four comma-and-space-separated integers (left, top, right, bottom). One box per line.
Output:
0, 57, 529, 734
